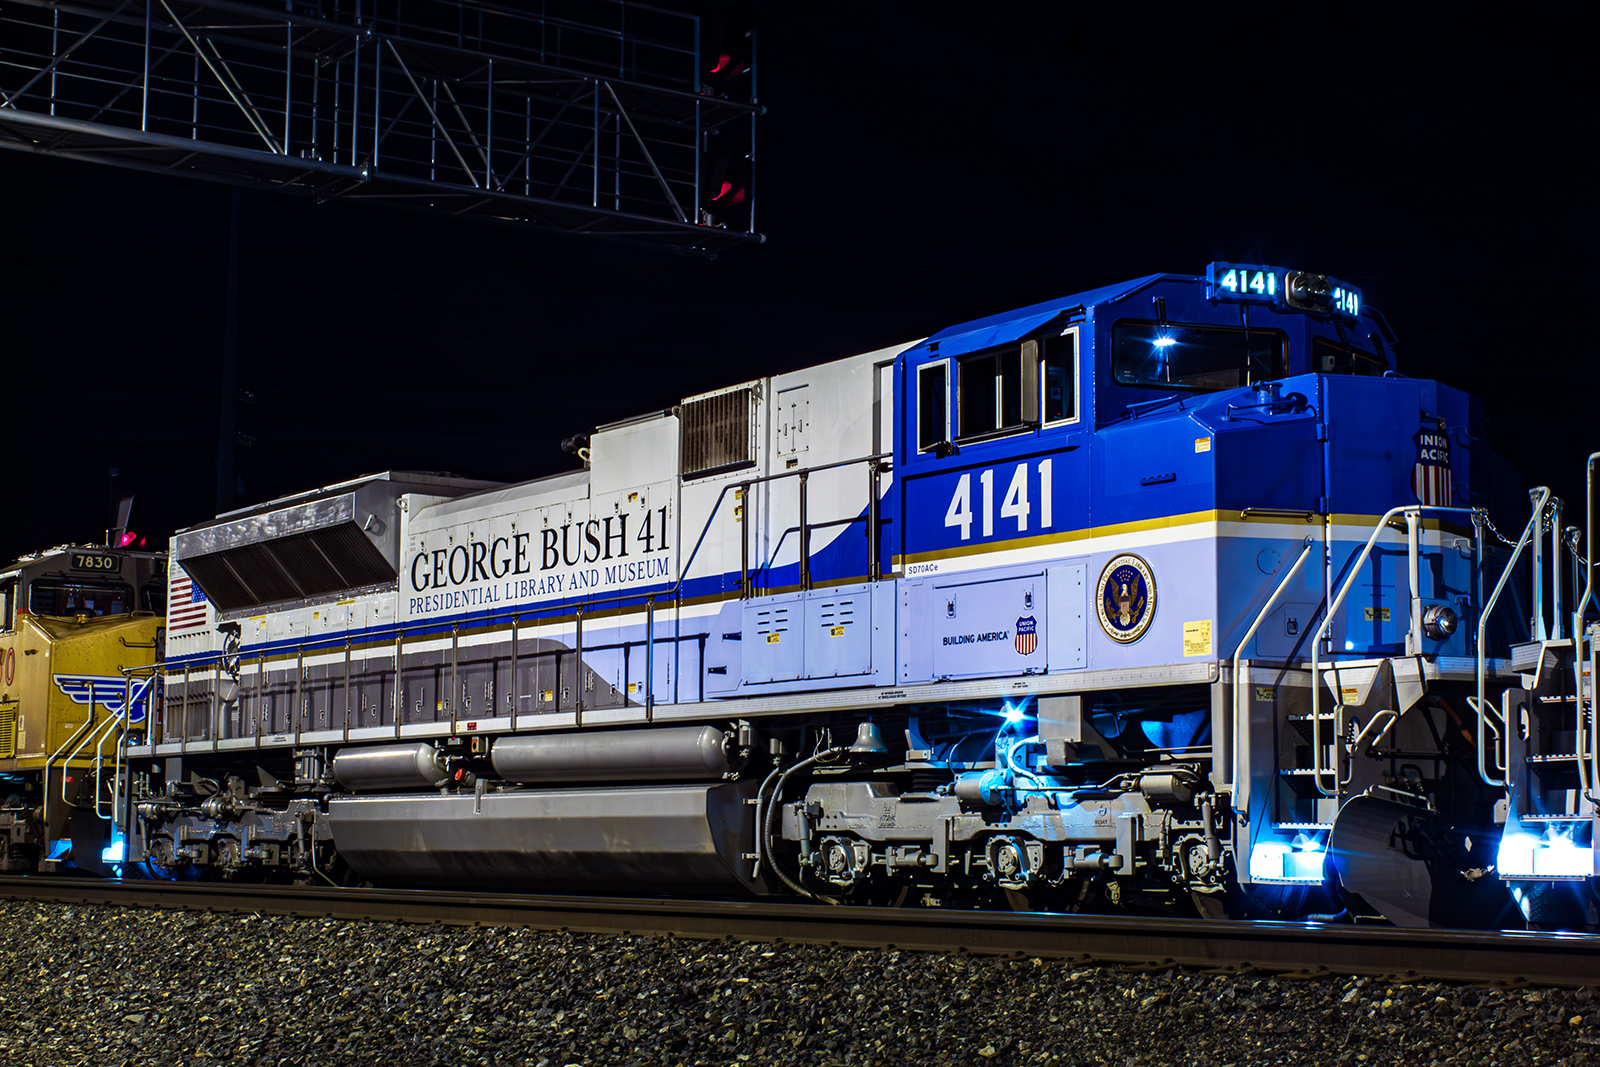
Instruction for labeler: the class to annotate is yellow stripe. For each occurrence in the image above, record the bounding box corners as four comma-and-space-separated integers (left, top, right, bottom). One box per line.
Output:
894, 509, 1228, 565
894, 508, 1474, 566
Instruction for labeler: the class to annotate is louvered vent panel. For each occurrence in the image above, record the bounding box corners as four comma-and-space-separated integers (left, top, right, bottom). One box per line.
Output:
310, 524, 396, 589
681, 388, 755, 479
218, 543, 303, 605
0, 704, 15, 760
265, 533, 343, 592
180, 553, 259, 611
180, 524, 398, 612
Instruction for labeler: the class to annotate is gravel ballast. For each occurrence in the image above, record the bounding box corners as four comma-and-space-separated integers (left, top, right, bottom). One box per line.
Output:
0, 900, 1596, 1066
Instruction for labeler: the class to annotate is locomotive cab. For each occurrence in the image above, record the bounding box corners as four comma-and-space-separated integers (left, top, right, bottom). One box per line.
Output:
0, 545, 165, 872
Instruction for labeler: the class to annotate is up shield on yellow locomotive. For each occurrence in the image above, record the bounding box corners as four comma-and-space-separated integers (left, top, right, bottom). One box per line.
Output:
0, 611, 163, 770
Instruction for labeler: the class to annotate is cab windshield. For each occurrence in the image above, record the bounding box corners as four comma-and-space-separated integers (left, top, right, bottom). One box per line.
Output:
29, 579, 134, 618
1112, 321, 1286, 392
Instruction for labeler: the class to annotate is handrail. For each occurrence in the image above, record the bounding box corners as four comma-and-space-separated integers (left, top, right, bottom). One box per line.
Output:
161, 449, 898, 686
160, 451, 895, 728
1553, 497, 1567, 642
758, 514, 868, 590
1590, 641, 1600, 808
1474, 487, 1550, 787
1346, 709, 1398, 765
1310, 504, 1480, 796
59, 711, 125, 806
94, 698, 126, 821
1575, 454, 1599, 798
1230, 536, 1315, 817
44, 714, 100, 812
680, 450, 890, 603
1576, 453, 1600, 636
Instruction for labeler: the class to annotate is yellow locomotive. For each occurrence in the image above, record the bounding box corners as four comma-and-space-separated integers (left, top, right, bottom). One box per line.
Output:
0, 545, 165, 872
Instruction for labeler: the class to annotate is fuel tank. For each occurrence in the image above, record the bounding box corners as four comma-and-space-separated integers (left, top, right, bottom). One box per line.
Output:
324, 779, 763, 892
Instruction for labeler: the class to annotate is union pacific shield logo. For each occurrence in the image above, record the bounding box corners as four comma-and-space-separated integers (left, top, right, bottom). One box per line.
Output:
1015, 616, 1038, 656
1412, 418, 1452, 507
1096, 554, 1156, 643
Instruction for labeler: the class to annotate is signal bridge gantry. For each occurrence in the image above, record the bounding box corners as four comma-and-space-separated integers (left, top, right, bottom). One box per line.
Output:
0, 0, 762, 257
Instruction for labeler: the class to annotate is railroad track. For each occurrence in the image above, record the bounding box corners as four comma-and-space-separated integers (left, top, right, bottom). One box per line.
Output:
4, 876, 1596, 987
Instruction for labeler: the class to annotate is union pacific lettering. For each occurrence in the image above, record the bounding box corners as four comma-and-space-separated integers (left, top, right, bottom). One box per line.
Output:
1417, 432, 1449, 462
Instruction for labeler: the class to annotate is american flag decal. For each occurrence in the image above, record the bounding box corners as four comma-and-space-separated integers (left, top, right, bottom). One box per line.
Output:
167, 566, 210, 632
1015, 615, 1038, 656
1412, 420, 1453, 507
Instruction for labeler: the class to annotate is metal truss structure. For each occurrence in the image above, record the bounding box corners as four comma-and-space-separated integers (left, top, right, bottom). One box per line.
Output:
0, 0, 761, 256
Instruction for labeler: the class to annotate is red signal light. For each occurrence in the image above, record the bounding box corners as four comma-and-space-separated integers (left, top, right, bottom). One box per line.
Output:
118, 531, 138, 547
708, 53, 747, 79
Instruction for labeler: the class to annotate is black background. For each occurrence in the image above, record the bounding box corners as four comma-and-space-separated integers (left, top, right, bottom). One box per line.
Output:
3, 6, 1594, 562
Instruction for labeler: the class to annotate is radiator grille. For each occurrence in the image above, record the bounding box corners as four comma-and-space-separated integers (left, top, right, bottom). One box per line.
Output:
681, 388, 755, 479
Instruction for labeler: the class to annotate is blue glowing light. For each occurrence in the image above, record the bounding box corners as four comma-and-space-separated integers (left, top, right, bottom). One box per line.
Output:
1152, 336, 1177, 348
101, 833, 126, 864
1003, 704, 1027, 724
1497, 826, 1594, 878
1248, 836, 1326, 882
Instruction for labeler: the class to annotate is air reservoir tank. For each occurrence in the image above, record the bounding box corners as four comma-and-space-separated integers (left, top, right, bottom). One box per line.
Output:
332, 742, 448, 792
491, 725, 737, 783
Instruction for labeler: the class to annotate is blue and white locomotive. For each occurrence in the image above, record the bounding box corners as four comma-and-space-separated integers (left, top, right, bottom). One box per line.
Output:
128, 263, 1599, 929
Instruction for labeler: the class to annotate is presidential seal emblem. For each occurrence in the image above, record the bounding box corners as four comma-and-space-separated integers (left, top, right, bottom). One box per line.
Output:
1096, 554, 1155, 643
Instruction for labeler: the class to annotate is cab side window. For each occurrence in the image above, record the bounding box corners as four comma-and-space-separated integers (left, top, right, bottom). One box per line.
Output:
956, 341, 1038, 441
141, 581, 167, 615
917, 360, 950, 452
0, 580, 13, 631
1041, 329, 1078, 424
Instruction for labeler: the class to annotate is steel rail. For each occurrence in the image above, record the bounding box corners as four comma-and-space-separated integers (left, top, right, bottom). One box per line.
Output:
2, 877, 1597, 987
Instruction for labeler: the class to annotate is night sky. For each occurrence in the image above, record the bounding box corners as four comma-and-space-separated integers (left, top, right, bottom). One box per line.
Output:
3, 7, 1594, 563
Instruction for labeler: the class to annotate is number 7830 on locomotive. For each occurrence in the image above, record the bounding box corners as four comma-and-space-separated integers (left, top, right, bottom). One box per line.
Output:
12, 263, 1596, 930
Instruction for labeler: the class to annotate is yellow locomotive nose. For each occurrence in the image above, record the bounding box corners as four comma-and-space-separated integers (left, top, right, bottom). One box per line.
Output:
0, 546, 165, 874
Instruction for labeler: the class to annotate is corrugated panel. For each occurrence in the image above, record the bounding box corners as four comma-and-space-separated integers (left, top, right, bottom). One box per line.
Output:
180, 523, 398, 612
681, 388, 754, 479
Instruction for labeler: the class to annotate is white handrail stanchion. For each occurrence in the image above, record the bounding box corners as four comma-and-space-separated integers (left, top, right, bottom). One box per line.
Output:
1229, 536, 1315, 818
1312, 504, 1481, 795
1474, 488, 1551, 787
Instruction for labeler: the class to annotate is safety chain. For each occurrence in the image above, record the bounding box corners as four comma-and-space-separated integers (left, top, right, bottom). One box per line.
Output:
1479, 510, 1590, 568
